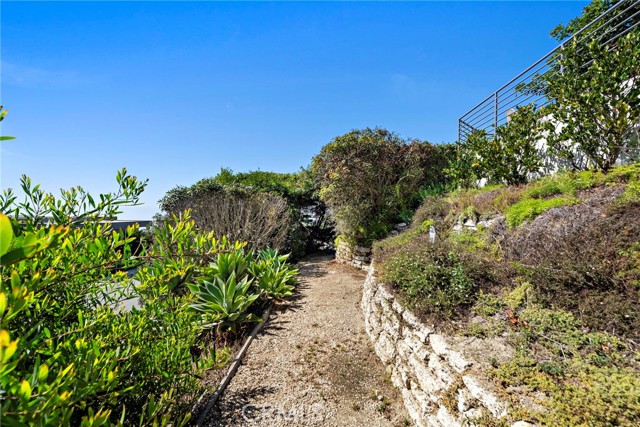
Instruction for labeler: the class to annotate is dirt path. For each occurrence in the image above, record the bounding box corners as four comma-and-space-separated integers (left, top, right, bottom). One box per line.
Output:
204, 255, 408, 427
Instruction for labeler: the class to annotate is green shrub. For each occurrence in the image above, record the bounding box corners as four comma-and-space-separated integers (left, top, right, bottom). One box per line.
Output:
378, 241, 475, 316
1, 169, 301, 426
0, 171, 230, 426
452, 106, 544, 187
490, 303, 640, 427
524, 19, 640, 171
312, 127, 450, 245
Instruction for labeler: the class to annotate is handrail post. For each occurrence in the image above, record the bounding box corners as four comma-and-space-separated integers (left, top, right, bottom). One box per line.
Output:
494, 92, 499, 133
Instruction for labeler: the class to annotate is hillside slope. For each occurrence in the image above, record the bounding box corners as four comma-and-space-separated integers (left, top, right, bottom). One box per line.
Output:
373, 163, 640, 426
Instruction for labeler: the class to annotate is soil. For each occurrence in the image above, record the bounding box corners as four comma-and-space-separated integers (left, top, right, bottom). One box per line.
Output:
202, 255, 408, 427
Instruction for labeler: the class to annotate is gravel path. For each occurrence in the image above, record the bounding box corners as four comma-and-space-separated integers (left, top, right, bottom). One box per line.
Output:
204, 255, 408, 426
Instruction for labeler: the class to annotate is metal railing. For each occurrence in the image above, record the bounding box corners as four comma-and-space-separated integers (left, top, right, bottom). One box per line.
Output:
458, 0, 640, 143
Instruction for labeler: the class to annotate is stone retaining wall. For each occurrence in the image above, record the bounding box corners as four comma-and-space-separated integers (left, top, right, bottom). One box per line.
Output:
361, 268, 530, 427
335, 241, 372, 271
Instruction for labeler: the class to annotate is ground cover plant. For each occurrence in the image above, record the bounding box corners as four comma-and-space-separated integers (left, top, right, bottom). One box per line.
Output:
0, 170, 298, 426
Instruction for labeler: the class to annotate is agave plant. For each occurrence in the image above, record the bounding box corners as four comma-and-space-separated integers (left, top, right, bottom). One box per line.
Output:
248, 249, 298, 300
207, 249, 252, 281
187, 272, 262, 332
254, 267, 296, 300
257, 248, 291, 269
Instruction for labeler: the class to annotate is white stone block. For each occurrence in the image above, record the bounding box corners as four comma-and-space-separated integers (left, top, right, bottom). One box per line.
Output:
429, 334, 449, 355
457, 387, 475, 413
402, 308, 422, 329
427, 355, 455, 386
429, 334, 472, 373
415, 325, 434, 343
437, 406, 462, 427
392, 299, 405, 315
462, 376, 508, 418
382, 312, 401, 337
375, 332, 396, 364
401, 388, 428, 427
410, 354, 447, 395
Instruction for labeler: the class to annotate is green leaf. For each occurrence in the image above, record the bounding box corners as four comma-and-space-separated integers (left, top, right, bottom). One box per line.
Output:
1, 244, 40, 265
0, 136, 16, 141
0, 213, 13, 256
19, 380, 32, 400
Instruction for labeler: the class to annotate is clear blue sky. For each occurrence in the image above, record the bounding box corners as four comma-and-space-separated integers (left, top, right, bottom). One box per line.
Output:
1, 1, 588, 219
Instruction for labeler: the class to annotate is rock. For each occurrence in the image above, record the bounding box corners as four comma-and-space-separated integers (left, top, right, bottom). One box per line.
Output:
410, 354, 448, 395
457, 388, 475, 412
375, 332, 396, 363
427, 354, 455, 386
437, 405, 462, 427
401, 388, 428, 427
462, 375, 508, 418
402, 309, 422, 330
381, 313, 401, 337
429, 334, 472, 373
392, 300, 404, 315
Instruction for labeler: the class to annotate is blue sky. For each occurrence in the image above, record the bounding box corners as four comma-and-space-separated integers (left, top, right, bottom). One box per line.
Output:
1, 1, 588, 219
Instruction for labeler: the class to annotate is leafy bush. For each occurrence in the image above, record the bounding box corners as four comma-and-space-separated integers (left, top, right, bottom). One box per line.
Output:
448, 105, 544, 187
159, 182, 308, 259
378, 240, 478, 316
201, 167, 335, 254
211, 168, 316, 206
0, 170, 236, 426
312, 127, 449, 245
1, 169, 301, 426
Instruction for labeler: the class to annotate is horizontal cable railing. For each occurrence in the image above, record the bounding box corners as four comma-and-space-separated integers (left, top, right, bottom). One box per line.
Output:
458, 0, 639, 143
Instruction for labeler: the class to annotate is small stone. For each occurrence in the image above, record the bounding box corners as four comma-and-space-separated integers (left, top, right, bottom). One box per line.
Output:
464, 218, 477, 227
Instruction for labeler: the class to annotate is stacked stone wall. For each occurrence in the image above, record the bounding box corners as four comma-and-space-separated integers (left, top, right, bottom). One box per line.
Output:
361, 268, 531, 427
335, 241, 372, 271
